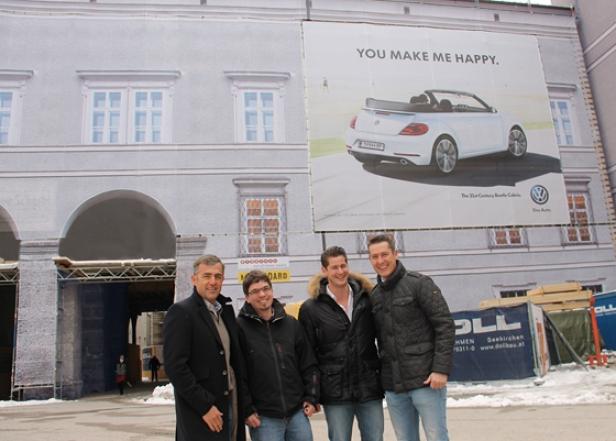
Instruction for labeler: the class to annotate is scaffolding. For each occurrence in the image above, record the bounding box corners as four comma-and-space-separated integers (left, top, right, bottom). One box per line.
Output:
0, 262, 18, 285
7, 258, 177, 399
54, 257, 176, 282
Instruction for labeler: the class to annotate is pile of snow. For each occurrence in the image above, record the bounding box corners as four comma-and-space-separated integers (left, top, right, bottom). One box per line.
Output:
142, 382, 175, 405
447, 364, 616, 407
3, 364, 613, 409
146, 364, 616, 408
0, 398, 65, 408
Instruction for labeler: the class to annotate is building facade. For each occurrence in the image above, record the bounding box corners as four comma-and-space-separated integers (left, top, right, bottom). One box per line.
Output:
0, 0, 614, 399
574, 0, 616, 238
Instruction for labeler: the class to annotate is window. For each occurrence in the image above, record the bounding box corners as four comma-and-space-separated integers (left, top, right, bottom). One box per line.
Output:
493, 283, 535, 300
550, 99, 574, 145
0, 91, 11, 144
0, 70, 33, 145
234, 178, 289, 256
91, 91, 123, 144
242, 197, 284, 254
243, 91, 274, 142
359, 231, 404, 253
78, 70, 180, 145
563, 191, 593, 243
581, 284, 603, 294
489, 227, 526, 247
134, 91, 163, 143
225, 71, 290, 143
547, 83, 578, 146
500, 289, 528, 299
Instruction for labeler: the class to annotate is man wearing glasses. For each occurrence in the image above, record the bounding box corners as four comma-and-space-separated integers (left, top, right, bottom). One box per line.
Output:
237, 270, 319, 441
164, 255, 246, 441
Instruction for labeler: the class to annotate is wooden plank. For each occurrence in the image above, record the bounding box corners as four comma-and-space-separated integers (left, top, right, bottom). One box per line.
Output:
479, 297, 528, 309
527, 291, 592, 304
527, 282, 582, 296
479, 290, 592, 311
541, 301, 591, 312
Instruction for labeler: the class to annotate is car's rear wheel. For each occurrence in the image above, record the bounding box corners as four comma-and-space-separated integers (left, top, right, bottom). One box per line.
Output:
432, 136, 458, 174
508, 126, 527, 157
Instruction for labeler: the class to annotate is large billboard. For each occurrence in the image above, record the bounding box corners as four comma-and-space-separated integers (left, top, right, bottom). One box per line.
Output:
303, 22, 569, 231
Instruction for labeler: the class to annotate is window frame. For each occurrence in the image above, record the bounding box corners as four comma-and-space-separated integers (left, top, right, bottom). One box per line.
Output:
547, 83, 579, 146
234, 177, 289, 257
561, 178, 596, 245
0, 70, 33, 145
225, 71, 290, 144
488, 226, 527, 248
78, 70, 179, 145
492, 283, 535, 300
581, 283, 604, 295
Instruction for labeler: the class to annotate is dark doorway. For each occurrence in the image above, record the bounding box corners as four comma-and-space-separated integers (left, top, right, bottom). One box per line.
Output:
0, 285, 16, 399
79, 280, 174, 395
59, 192, 176, 396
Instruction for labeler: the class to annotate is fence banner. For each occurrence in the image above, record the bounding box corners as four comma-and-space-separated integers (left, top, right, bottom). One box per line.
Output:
595, 290, 616, 350
450, 303, 536, 382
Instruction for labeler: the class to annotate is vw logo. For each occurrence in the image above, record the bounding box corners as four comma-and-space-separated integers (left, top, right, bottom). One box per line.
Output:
374, 119, 380, 126
530, 185, 549, 205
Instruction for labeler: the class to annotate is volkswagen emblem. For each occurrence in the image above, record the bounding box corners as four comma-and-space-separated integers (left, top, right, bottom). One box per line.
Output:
374, 119, 380, 126
530, 185, 549, 205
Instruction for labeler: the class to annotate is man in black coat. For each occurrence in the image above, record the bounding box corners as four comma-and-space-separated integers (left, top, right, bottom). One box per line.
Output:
368, 234, 455, 441
237, 270, 319, 441
163, 255, 245, 441
299, 246, 384, 441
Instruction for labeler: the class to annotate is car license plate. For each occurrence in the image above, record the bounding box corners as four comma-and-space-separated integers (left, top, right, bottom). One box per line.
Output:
358, 140, 384, 151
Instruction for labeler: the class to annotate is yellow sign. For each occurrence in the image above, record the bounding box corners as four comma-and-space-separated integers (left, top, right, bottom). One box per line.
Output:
237, 269, 291, 283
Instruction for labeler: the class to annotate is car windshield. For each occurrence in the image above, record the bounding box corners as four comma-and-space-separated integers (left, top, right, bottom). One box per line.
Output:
429, 92, 491, 113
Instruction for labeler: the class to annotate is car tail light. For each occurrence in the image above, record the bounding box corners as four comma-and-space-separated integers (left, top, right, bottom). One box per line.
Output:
350, 115, 358, 129
399, 123, 429, 136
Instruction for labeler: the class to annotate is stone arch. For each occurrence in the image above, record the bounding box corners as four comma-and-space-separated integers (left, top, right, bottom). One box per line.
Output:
59, 190, 176, 260
0, 205, 19, 261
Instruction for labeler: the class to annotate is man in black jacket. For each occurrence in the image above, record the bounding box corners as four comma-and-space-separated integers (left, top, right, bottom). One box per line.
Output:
299, 246, 384, 441
367, 234, 455, 441
237, 270, 319, 441
163, 255, 245, 441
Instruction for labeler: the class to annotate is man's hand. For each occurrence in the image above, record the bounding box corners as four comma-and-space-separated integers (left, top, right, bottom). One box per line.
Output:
303, 401, 317, 417
202, 405, 224, 432
423, 372, 448, 389
245, 413, 261, 428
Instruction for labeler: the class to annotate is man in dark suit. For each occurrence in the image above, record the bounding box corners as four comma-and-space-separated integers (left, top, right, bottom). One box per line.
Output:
164, 255, 245, 441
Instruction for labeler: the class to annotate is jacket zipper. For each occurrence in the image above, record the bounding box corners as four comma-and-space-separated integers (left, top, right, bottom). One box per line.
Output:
265, 320, 288, 415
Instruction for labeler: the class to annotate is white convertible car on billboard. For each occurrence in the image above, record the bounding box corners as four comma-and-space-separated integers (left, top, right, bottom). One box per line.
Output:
345, 90, 527, 174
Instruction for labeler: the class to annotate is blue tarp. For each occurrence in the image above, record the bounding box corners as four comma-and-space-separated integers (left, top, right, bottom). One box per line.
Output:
595, 290, 616, 350
450, 303, 536, 382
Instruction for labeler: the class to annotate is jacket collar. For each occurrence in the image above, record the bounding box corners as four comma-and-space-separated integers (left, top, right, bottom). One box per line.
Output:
239, 298, 286, 322
191, 288, 234, 348
376, 261, 406, 291
307, 272, 374, 299
190, 288, 232, 309
318, 275, 359, 297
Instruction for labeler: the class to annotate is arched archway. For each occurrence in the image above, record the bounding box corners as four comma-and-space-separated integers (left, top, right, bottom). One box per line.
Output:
0, 205, 18, 398
60, 190, 176, 260
58, 191, 176, 396
0, 205, 19, 261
